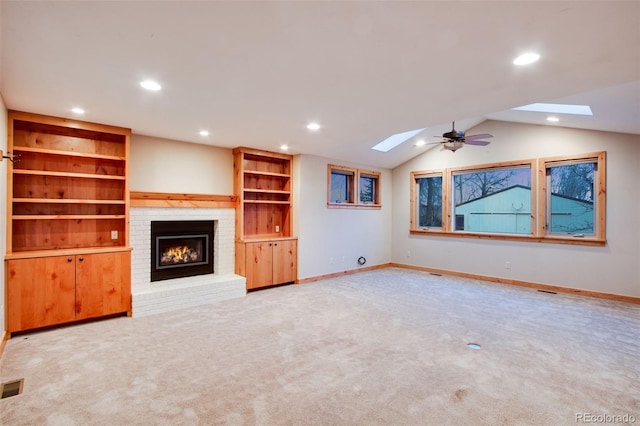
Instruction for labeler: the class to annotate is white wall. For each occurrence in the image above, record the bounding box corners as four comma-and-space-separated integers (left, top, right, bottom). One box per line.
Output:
294, 154, 393, 280
0, 96, 7, 334
130, 135, 233, 194
392, 120, 640, 297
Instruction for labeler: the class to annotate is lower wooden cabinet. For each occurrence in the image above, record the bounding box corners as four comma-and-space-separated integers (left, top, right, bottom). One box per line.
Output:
236, 238, 297, 290
6, 250, 131, 332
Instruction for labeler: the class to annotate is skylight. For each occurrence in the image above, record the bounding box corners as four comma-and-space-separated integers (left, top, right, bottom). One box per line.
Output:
372, 128, 426, 152
512, 103, 593, 116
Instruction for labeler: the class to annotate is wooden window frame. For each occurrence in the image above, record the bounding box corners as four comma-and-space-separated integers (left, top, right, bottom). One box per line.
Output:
410, 170, 445, 230
449, 160, 537, 236
538, 152, 606, 244
328, 165, 356, 206
358, 169, 381, 207
328, 165, 381, 209
409, 152, 606, 246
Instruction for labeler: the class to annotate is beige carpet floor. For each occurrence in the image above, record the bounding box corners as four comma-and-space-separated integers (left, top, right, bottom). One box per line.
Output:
0, 267, 638, 425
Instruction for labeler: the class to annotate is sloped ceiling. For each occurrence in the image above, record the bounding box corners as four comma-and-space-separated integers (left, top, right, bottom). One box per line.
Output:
1, 1, 639, 169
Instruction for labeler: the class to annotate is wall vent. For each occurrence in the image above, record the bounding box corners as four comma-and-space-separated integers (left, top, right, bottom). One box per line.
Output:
1, 379, 24, 399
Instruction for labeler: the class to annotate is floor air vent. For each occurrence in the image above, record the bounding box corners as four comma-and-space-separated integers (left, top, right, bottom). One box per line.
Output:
1, 379, 24, 399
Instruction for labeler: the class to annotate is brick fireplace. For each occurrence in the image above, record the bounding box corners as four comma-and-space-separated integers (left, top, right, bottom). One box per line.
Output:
130, 206, 245, 317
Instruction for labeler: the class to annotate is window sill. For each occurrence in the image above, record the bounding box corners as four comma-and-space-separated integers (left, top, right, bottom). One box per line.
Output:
409, 229, 606, 246
328, 203, 381, 210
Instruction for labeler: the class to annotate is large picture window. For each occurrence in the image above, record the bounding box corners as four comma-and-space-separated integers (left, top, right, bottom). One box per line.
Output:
410, 152, 606, 246
452, 165, 532, 235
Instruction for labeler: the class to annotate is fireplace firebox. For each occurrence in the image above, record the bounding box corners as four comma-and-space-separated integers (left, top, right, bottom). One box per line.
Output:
151, 220, 214, 282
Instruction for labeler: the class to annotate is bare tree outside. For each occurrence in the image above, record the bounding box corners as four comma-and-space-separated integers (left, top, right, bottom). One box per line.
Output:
417, 176, 442, 227
550, 163, 594, 201
549, 162, 595, 233
454, 168, 529, 204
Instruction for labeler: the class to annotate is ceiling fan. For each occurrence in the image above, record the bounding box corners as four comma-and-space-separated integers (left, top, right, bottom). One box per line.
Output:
431, 122, 493, 152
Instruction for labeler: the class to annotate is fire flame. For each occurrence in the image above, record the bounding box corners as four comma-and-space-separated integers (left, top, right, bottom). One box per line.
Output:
161, 245, 200, 265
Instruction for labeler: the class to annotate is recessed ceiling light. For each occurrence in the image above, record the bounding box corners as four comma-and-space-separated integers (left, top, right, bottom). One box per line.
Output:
415, 139, 426, 147
140, 80, 162, 91
306, 122, 321, 131
280, 144, 289, 151
513, 103, 593, 115
199, 130, 210, 136
513, 52, 540, 66
546, 116, 560, 122
71, 107, 85, 115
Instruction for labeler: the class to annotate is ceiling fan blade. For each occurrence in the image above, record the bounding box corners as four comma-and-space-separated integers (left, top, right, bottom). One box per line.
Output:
464, 133, 493, 141
464, 140, 491, 146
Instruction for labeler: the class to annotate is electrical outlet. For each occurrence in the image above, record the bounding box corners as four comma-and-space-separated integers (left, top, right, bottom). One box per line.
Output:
505, 261, 511, 270
329, 257, 334, 264
406, 250, 411, 258
275, 225, 280, 233
111, 230, 118, 240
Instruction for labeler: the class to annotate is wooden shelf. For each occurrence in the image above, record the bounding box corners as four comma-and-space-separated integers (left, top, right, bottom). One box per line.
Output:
243, 200, 291, 205
12, 146, 126, 161
13, 215, 127, 220
244, 189, 290, 195
13, 169, 125, 180
14, 198, 126, 204
244, 170, 290, 178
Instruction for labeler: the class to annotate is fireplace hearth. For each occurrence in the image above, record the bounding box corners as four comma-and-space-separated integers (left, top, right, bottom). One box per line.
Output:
151, 221, 214, 282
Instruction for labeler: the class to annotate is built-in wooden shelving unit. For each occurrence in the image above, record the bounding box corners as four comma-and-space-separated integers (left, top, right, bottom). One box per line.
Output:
4, 111, 132, 333
233, 147, 297, 290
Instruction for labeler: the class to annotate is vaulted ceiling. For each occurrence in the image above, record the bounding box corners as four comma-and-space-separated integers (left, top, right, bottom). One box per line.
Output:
2, 1, 639, 168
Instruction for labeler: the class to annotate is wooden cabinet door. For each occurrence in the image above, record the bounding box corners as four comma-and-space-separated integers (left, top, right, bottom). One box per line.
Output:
75, 251, 131, 320
245, 242, 274, 290
272, 239, 297, 285
6, 256, 76, 332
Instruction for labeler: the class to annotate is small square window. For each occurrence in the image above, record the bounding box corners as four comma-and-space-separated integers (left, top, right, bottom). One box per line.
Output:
358, 171, 380, 205
328, 165, 355, 205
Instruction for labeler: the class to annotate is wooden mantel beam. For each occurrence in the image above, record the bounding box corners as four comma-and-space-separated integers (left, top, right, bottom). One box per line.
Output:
130, 191, 238, 208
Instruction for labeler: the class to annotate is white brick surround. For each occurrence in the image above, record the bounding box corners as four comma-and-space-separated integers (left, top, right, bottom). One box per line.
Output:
130, 207, 245, 317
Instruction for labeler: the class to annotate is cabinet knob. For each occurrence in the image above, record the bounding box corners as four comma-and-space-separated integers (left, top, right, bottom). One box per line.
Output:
67, 258, 73, 262
79, 257, 84, 262
274, 243, 278, 246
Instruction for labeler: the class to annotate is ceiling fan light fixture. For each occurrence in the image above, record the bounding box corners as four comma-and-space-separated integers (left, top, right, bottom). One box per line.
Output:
443, 140, 464, 152
513, 52, 540, 66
